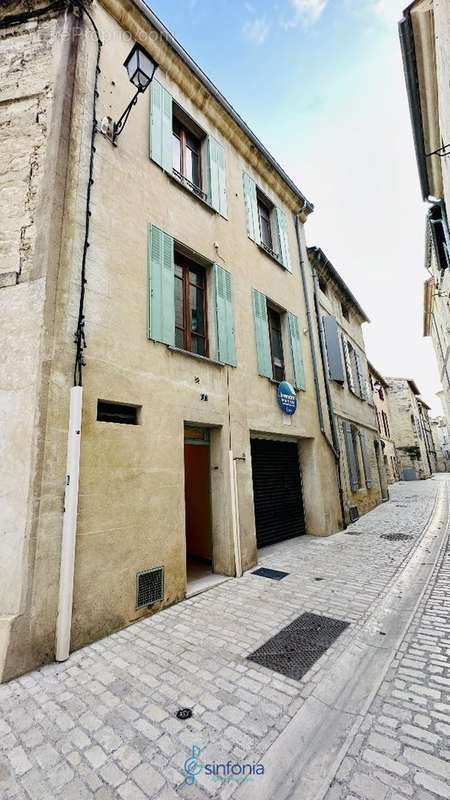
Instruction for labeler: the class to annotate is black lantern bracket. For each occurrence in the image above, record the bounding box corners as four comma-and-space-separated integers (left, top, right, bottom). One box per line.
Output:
105, 42, 157, 147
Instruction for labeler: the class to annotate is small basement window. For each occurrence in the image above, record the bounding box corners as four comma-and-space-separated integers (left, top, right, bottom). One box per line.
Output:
97, 400, 140, 425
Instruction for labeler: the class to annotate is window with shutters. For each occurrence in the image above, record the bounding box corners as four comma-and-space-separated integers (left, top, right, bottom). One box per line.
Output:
267, 305, 285, 382
172, 114, 205, 199
257, 192, 276, 256
174, 252, 208, 356
150, 81, 227, 216
243, 173, 291, 270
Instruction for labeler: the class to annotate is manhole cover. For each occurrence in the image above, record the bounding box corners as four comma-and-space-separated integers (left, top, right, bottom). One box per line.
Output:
247, 612, 349, 681
381, 534, 413, 542
252, 568, 289, 581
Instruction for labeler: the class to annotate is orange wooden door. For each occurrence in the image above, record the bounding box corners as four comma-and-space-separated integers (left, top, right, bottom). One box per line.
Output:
184, 443, 212, 561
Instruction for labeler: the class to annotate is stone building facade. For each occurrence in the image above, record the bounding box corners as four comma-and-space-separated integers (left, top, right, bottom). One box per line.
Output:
308, 247, 387, 524
430, 416, 450, 472
368, 363, 399, 485
400, 0, 450, 427
385, 378, 433, 480
0, 0, 344, 680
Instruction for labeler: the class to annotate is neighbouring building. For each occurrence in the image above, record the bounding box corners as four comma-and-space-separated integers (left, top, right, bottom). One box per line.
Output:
417, 397, 439, 473
368, 363, 399, 484
308, 247, 388, 524
430, 416, 450, 471
400, 0, 450, 427
385, 378, 433, 480
0, 0, 344, 680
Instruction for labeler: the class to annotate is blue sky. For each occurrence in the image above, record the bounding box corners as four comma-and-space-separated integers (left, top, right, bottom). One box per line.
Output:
146, 0, 442, 413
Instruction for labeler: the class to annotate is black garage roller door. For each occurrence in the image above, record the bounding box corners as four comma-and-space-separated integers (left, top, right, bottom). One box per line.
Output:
251, 438, 306, 548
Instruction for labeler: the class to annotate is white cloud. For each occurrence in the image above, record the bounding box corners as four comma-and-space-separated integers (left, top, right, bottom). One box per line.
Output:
242, 15, 271, 45
371, 0, 407, 26
282, 0, 327, 28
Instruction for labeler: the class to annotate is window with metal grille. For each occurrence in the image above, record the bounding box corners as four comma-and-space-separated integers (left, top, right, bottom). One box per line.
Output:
136, 567, 164, 609
97, 400, 140, 425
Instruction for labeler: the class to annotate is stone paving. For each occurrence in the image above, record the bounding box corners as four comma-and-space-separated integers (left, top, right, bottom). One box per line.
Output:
326, 478, 450, 800
0, 477, 447, 800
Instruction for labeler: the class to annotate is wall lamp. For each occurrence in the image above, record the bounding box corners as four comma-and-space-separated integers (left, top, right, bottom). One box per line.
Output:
107, 43, 158, 146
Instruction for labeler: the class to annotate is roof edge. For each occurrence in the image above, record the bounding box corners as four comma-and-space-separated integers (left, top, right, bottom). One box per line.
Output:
307, 246, 370, 323
130, 0, 314, 215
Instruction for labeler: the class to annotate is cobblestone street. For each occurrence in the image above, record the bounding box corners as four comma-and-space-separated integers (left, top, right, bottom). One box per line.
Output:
0, 476, 449, 800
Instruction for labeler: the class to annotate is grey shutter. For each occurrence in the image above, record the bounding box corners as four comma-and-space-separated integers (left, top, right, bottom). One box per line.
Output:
343, 421, 359, 491
322, 315, 345, 382
274, 207, 292, 271
243, 173, 260, 244
150, 79, 172, 172
214, 264, 236, 365
148, 225, 175, 345
288, 312, 306, 390
342, 337, 355, 392
251, 289, 272, 378
359, 431, 372, 488
354, 352, 367, 399
207, 136, 228, 217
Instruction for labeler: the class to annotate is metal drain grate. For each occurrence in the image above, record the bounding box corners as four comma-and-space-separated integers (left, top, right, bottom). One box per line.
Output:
349, 506, 359, 522
381, 534, 413, 542
252, 568, 289, 581
247, 612, 349, 681
136, 567, 164, 608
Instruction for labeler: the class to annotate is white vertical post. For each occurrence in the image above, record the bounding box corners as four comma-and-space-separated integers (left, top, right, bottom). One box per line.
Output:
229, 450, 242, 578
55, 386, 83, 662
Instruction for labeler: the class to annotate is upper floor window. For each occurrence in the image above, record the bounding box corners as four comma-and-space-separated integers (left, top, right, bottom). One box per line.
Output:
243, 172, 292, 271
267, 305, 285, 382
252, 289, 305, 389
342, 337, 367, 400
175, 253, 207, 356
150, 79, 228, 217
257, 193, 274, 252
172, 116, 202, 194
148, 225, 236, 366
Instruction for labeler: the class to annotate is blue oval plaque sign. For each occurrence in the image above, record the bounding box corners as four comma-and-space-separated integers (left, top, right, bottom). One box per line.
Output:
277, 381, 297, 415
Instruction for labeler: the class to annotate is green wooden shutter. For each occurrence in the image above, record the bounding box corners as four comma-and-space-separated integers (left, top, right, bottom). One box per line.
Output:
214, 264, 236, 365
208, 136, 228, 218
343, 421, 359, 491
359, 431, 372, 488
274, 207, 292, 271
243, 173, 260, 244
288, 312, 306, 390
150, 79, 172, 172
251, 289, 272, 378
148, 225, 175, 345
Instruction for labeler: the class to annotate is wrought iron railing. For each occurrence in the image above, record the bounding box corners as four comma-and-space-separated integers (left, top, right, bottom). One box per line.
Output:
172, 169, 208, 202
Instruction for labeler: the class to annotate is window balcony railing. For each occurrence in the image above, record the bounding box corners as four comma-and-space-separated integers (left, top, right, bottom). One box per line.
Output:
172, 169, 208, 202
260, 240, 281, 262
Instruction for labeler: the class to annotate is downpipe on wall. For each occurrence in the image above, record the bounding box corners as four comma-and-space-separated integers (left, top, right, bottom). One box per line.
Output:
293, 214, 347, 529
56, 386, 83, 661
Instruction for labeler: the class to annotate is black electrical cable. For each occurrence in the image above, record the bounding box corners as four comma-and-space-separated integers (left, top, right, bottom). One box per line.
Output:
0, 1, 67, 28
71, 0, 102, 386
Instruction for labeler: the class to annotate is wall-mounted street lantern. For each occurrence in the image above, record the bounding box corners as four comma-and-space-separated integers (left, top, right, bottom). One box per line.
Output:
108, 43, 158, 146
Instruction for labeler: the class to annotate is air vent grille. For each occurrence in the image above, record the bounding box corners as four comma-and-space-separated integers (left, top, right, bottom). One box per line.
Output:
136, 567, 164, 609
349, 506, 359, 522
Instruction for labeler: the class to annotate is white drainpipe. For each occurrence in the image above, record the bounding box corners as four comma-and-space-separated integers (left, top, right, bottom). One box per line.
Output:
229, 450, 243, 578
55, 386, 83, 662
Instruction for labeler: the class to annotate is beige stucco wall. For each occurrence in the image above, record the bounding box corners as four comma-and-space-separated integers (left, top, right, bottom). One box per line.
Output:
0, 0, 343, 680
315, 274, 385, 519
